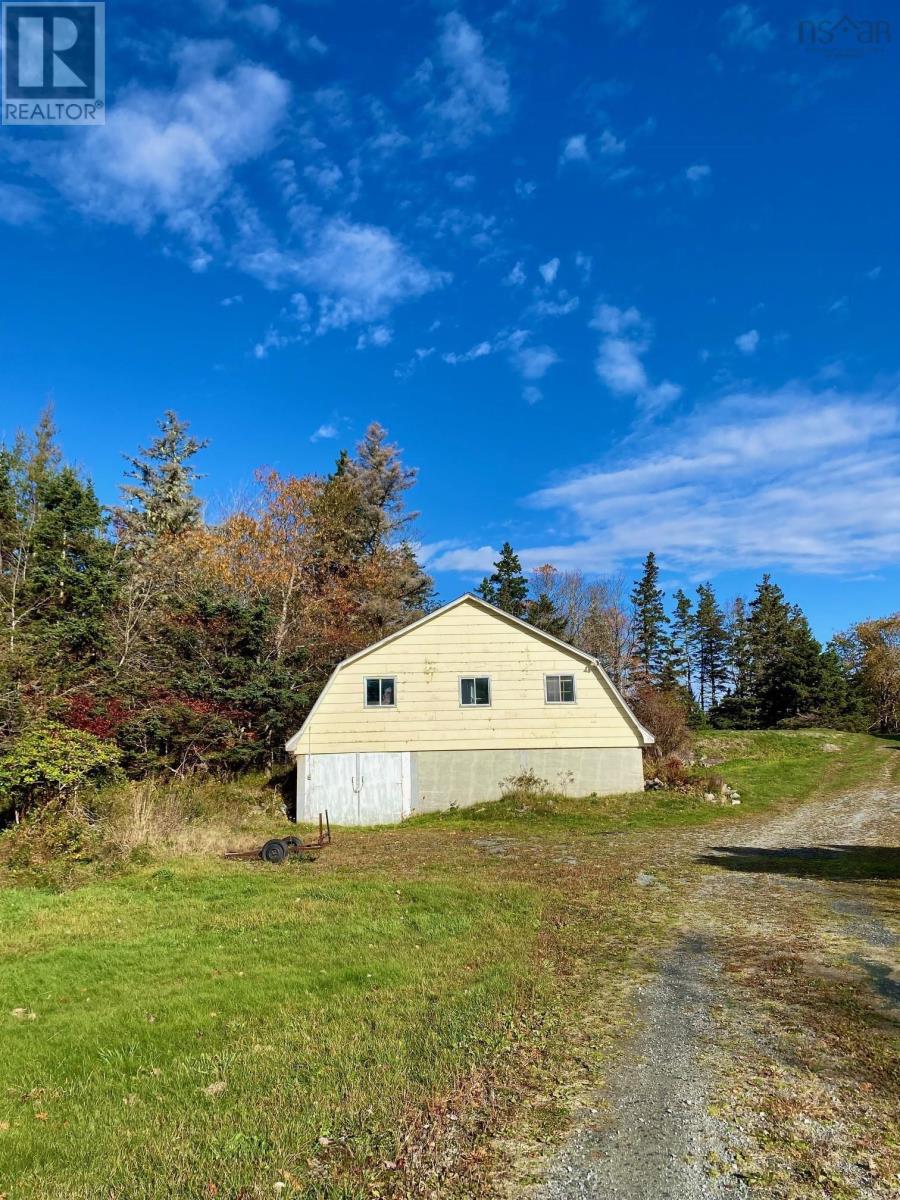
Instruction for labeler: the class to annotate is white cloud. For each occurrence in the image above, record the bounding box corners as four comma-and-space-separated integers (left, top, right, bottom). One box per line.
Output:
220, 293, 243, 307
515, 178, 537, 198
519, 387, 900, 575
505, 261, 526, 286
721, 4, 776, 50
443, 340, 492, 365
512, 343, 560, 380
0, 182, 44, 225
866, 265, 882, 281
425, 12, 510, 147
596, 336, 648, 393
591, 303, 642, 336
303, 162, 343, 192
437, 386, 900, 579
574, 251, 593, 283
394, 346, 436, 379
539, 257, 560, 284
240, 4, 280, 34
735, 328, 760, 355
428, 544, 499, 572
356, 324, 393, 350
591, 302, 682, 411
530, 294, 580, 318
21, 46, 289, 250
291, 218, 450, 331
598, 128, 625, 156
685, 163, 711, 182
559, 133, 590, 165
447, 172, 476, 190
309, 423, 338, 442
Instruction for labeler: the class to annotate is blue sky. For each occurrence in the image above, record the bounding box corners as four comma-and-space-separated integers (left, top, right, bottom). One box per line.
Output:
1, 0, 897, 640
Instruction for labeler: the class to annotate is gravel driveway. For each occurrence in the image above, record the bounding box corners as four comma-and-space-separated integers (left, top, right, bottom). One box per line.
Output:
530, 783, 899, 1199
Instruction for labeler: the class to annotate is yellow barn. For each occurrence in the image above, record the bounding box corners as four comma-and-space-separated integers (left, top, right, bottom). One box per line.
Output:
285, 594, 652, 824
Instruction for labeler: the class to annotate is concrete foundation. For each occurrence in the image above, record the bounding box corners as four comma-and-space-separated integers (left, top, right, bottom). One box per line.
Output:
411, 747, 644, 815
297, 746, 645, 825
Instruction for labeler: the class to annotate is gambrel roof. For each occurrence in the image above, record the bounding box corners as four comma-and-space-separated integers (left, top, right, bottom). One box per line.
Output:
285, 593, 654, 751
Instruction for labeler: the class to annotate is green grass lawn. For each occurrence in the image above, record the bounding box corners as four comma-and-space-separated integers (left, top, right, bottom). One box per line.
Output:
0, 729, 896, 1199
410, 728, 899, 836
0, 867, 540, 1199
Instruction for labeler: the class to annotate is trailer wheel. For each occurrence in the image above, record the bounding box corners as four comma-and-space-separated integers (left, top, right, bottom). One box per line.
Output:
261, 839, 286, 864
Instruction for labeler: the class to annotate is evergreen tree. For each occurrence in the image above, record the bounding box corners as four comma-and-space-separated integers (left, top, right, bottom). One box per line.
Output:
478, 543, 528, 617
115, 411, 208, 542
669, 588, 696, 696
630, 551, 668, 680
695, 583, 729, 711
815, 642, 853, 721
342, 422, 418, 552
748, 575, 822, 725
711, 597, 755, 727
528, 591, 568, 637
25, 466, 118, 664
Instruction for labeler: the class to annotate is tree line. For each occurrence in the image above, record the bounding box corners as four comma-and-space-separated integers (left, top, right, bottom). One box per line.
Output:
479, 545, 899, 734
0, 409, 430, 804
0, 408, 897, 818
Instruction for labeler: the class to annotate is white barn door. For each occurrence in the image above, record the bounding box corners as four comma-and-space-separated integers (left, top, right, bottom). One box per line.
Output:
305, 752, 411, 825
305, 753, 358, 825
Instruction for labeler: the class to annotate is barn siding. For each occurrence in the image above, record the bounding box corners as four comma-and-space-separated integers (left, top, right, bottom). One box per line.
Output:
294, 598, 642, 755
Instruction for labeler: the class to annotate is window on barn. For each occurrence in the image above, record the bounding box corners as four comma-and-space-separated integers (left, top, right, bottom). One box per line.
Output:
545, 674, 576, 703
365, 677, 396, 707
460, 676, 491, 706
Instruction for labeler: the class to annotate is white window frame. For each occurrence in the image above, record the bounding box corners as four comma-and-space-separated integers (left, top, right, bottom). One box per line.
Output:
544, 673, 577, 704
364, 676, 396, 708
459, 675, 492, 707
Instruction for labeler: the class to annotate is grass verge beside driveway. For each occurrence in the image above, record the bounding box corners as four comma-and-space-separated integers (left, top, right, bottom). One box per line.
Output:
0, 729, 896, 1198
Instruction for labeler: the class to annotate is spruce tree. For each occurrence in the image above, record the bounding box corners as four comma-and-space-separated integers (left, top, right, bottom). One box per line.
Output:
528, 591, 568, 638
630, 551, 668, 680
669, 588, 696, 695
712, 596, 755, 726
695, 583, 729, 711
115, 411, 208, 542
26, 467, 118, 663
748, 575, 822, 725
478, 543, 528, 617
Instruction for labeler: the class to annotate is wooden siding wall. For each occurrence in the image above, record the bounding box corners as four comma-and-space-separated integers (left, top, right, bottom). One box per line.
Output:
298, 599, 641, 755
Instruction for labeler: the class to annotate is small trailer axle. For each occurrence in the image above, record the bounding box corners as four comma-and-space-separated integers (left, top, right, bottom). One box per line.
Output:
223, 812, 331, 863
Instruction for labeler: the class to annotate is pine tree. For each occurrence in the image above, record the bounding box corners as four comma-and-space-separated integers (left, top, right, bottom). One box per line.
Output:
630, 551, 668, 681
479, 543, 528, 617
528, 591, 568, 637
695, 583, 729, 711
115, 411, 208, 543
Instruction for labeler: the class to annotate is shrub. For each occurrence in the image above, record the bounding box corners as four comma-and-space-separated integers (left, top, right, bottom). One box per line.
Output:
0, 720, 122, 823
631, 684, 692, 760
499, 768, 550, 798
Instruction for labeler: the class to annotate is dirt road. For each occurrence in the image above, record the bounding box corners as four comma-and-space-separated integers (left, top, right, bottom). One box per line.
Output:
530, 784, 900, 1199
